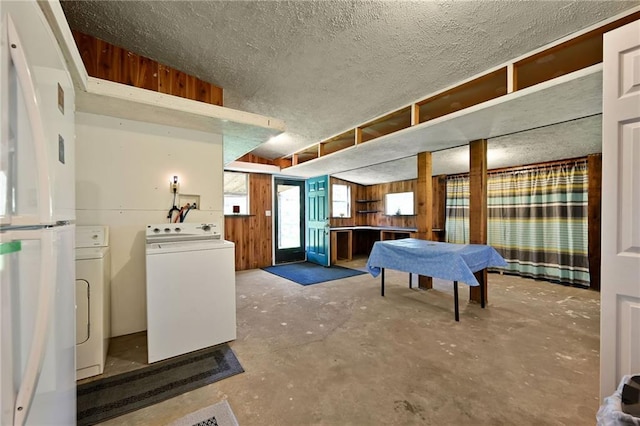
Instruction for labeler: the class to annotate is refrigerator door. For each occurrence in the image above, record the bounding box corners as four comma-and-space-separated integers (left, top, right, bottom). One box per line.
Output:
0, 1, 75, 227
0, 225, 75, 426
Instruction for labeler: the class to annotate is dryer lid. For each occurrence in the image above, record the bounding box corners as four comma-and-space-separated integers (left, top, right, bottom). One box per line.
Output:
75, 247, 109, 260
76, 226, 109, 248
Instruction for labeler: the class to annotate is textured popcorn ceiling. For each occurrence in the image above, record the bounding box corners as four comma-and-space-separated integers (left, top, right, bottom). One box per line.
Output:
61, 1, 637, 181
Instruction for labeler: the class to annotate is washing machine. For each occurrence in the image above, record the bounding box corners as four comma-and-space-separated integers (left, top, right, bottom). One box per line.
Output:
75, 225, 111, 380
145, 222, 236, 363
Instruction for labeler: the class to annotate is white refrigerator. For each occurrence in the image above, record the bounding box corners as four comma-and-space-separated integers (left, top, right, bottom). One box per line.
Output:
0, 1, 76, 425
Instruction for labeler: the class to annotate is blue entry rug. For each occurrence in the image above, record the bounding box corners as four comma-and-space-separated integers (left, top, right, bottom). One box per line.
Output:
262, 262, 366, 285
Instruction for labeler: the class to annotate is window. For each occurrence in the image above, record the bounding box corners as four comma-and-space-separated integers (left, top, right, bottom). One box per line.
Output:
385, 191, 414, 215
332, 184, 351, 218
224, 172, 249, 214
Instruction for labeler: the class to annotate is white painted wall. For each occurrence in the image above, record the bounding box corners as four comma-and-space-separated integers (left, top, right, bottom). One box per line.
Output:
75, 112, 224, 337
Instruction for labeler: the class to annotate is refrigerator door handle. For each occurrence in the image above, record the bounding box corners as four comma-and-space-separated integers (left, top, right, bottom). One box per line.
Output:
9, 229, 56, 426
6, 16, 53, 224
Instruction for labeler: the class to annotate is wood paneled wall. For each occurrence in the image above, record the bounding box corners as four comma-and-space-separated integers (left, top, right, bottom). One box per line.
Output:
225, 173, 272, 270
227, 173, 446, 270
432, 175, 447, 241
329, 176, 446, 256
236, 153, 277, 165
330, 177, 426, 228
587, 154, 602, 291
365, 179, 418, 228
72, 31, 223, 106
329, 176, 447, 231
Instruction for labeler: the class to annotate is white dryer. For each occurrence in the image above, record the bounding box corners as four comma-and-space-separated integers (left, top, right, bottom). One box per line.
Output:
75, 225, 111, 380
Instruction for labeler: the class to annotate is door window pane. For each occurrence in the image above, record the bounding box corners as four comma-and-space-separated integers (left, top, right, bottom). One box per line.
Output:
332, 184, 351, 218
278, 184, 301, 249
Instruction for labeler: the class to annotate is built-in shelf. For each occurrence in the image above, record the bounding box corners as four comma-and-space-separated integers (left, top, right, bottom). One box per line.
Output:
357, 200, 379, 214
38, 2, 286, 165
384, 214, 417, 217
279, 64, 603, 179
278, 8, 640, 180
77, 78, 285, 164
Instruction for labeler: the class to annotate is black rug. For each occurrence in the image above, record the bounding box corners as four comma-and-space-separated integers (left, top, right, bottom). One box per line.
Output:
76, 344, 243, 426
262, 261, 366, 285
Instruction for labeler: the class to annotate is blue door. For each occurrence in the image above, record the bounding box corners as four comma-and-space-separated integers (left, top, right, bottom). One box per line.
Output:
306, 175, 330, 266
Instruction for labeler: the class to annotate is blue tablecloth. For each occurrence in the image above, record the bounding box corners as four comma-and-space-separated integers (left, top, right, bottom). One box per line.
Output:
366, 239, 508, 286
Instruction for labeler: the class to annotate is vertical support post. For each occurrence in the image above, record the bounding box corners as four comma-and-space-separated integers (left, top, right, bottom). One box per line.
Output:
469, 139, 488, 304
588, 154, 602, 291
355, 127, 363, 145
432, 175, 447, 241
381, 268, 385, 297
507, 63, 515, 93
417, 151, 433, 290
411, 104, 420, 126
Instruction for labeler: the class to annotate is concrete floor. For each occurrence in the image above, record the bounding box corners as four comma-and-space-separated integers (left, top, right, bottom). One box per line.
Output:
91, 259, 600, 425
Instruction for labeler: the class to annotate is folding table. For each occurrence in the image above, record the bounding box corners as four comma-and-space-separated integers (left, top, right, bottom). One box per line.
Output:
366, 239, 508, 321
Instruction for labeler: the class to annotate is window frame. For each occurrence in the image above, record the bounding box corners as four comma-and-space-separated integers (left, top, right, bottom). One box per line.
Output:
384, 191, 415, 216
331, 183, 351, 218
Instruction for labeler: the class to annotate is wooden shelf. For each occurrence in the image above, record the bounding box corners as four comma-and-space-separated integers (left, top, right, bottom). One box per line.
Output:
277, 10, 640, 179
40, 2, 286, 164
77, 78, 285, 164
356, 210, 380, 214
356, 199, 380, 203
280, 64, 603, 178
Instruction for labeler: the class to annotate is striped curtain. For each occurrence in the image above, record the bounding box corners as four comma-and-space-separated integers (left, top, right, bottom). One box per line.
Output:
446, 160, 590, 287
445, 175, 469, 244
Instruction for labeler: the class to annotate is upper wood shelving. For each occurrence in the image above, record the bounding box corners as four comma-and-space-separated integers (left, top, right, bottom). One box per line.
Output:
39, 1, 286, 165
285, 64, 602, 178
280, 8, 640, 174
417, 68, 507, 124
77, 77, 283, 132
77, 78, 285, 164
514, 11, 640, 90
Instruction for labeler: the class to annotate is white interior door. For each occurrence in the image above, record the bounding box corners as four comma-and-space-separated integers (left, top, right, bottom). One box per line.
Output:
600, 19, 640, 399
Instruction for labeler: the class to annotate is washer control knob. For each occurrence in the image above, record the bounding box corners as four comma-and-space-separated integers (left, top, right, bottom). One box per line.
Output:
202, 224, 211, 232
174, 227, 181, 232
164, 228, 171, 233
153, 228, 160, 233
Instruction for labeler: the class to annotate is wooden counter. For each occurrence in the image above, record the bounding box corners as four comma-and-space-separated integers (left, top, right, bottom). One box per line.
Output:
330, 226, 418, 264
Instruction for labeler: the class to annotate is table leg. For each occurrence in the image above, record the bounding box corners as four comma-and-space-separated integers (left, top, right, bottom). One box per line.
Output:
480, 279, 485, 309
381, 268, 385, 297
409, 273, 412, 289
454, 281, 459, 322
